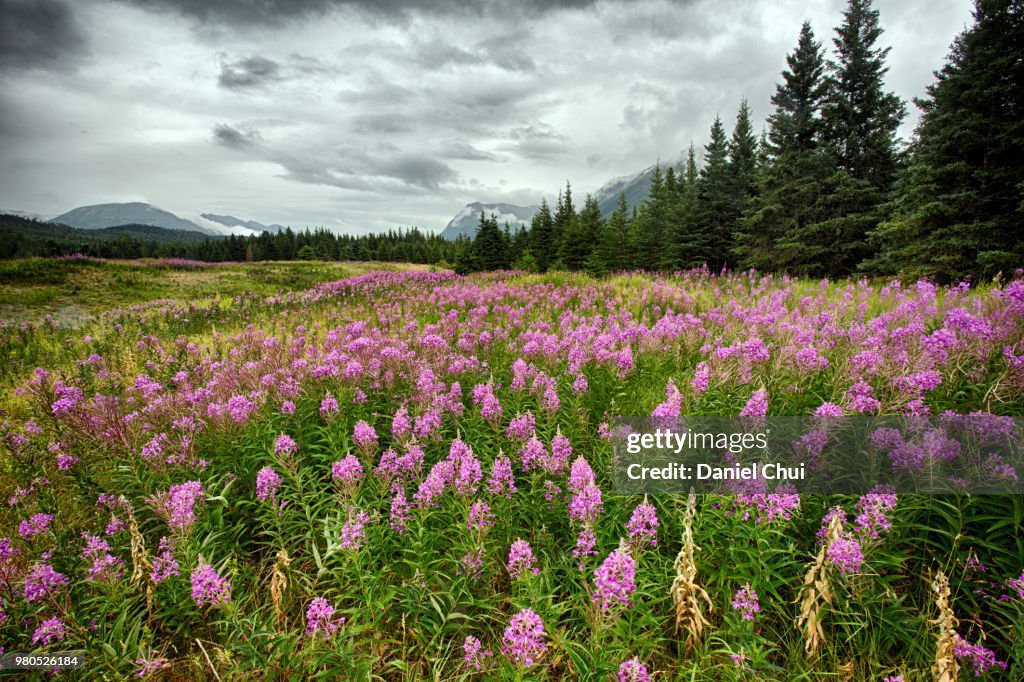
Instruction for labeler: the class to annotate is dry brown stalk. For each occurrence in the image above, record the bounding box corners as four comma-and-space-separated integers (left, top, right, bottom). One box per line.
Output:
125, 504, 151, 587
270, 548, 291, 628
796, 511, 841, 657
670, 491, 713, 650
931, 571, 960, 682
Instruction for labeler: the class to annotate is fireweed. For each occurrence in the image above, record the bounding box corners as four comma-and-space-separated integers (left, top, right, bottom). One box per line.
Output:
1, 269, 1022, 677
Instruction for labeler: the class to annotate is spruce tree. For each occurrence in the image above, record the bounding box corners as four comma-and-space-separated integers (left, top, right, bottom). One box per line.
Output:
634, 165, 668, 269
734, 22, 832, 274
663, 147, 700, 270
559, 194, 602, 270
696, 116, 733, 270
821, 0, 905, 188
804, 0, 905, 275
865, 0, 1024, 280
552, 181, 576, 265
472, 212, 508, 271
727, 99, 759, 222
529, 199, 555, 272
598, 193, 632, 271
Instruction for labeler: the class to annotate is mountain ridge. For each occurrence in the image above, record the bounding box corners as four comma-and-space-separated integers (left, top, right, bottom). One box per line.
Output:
439, 202, 539, 241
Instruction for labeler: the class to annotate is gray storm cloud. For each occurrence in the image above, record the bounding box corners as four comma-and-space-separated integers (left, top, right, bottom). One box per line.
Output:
218, 55, 283, 90
0, 0, 88, 72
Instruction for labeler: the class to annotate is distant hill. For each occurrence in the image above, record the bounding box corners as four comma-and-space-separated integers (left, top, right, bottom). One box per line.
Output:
201, 213, 286, 234
0, 212, 221, 259
593, 156, 685, 218
50, 202, 218, 235
0, 208, 46, 221
440, 202, 539, 241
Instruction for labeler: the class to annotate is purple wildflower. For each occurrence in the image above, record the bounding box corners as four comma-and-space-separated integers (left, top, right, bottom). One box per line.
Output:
953, 635, 1008, 676
569, 483, 603, 525
618, 657, 652, 682
740, 388, 768, 421
501, 608, 547, 668
519, 436, 546, 471
339, 510, 370, 550
593, 549, 637, 612
190, 563, 231, 607
255, 466, 282, 504
274, 434, 298, 458
31, 617, 66, 647
151, 480, 205, 532
507, 539, 540, 579
546, 433, 573, 475
56, 454, 80, 470
23, 561, 69, 602
652, 380, 682, 418
573, 527, 598, 568
486, 455, 516, 497
352, 420, 379, 453
1008, 570, 1024, 599
414, 460, 453, 508
568, 456, 596, 494
459, 547, 484, 578
731, 583, 760, 621
625, 500, 659, 549
332, 455, 365, 492
150, 536, 179, 584
691, 362, 710, 395
134, 658, 170, 679
389, 487, 411, 536
854, 486, 897, 540
18, 513, 53, 539
320, 394, 339, 418
827, 536, 865, 575
306, 597, 344, 638
505, 413, 536, 441
462, 635, 493, 671
392, 405, 412, 442
467, 500, 494, 533
81, 533, 124, 583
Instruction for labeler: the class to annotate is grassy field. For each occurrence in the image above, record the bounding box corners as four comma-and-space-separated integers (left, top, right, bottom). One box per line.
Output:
0, 262, 1022, 680
0, 257, 433, 326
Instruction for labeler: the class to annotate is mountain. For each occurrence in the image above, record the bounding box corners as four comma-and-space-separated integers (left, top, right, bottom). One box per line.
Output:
0, 208, 46, 221
440, 202, 539, 241
593, 156, 686, 218
50, 202, 218, 235
0, 212, 221, 259
201, 213, 286, 234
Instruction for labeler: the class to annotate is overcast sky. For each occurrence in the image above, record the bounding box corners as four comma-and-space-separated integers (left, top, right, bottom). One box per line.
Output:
0, 0, 973, 234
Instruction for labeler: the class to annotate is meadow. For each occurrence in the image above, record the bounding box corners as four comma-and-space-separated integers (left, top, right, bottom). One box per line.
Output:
0, 258, 1022, 680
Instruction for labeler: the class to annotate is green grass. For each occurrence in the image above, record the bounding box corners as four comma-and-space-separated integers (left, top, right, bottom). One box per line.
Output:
0, 258, 434, 325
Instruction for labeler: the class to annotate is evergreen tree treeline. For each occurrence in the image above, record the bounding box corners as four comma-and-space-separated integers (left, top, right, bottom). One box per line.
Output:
0, 220, 464, 267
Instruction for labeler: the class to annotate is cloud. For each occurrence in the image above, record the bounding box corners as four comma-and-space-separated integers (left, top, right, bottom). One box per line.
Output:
212, 123, 263, 150
377, 154, 458, 189
505, 123, 572, 160
271, 143, 459, 193
351, 113, 414, 135
0, 0, 88, 73
438, 141, 499, 161
218, 55, 283, 89
116, 0, 600, 26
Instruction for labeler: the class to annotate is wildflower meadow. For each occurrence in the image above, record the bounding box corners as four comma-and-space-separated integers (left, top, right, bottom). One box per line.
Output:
1, 264, 1023, 679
